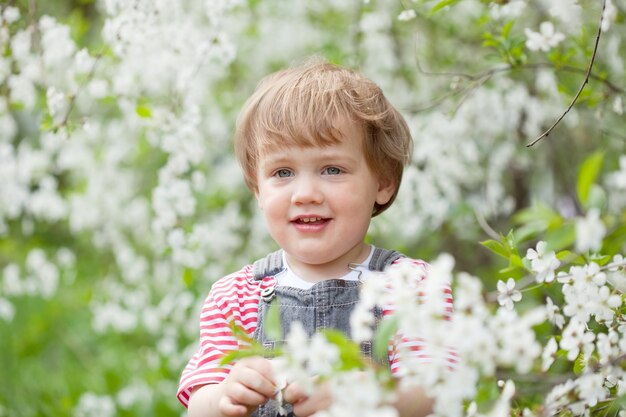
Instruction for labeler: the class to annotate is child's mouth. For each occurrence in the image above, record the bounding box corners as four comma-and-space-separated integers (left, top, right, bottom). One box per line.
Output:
294, 217, 327, 225
293, 216, 330, 226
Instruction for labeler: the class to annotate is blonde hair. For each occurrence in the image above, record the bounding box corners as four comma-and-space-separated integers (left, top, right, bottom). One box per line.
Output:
234, 58, 413, 216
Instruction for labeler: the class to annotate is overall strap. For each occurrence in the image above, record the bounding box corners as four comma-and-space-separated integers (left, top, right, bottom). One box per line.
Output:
253, 248, 402, 281
368, 248, 404, 271
252, 250, 284, 281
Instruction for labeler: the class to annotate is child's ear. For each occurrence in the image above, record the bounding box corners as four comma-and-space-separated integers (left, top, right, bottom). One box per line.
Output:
375, 179, 396, 206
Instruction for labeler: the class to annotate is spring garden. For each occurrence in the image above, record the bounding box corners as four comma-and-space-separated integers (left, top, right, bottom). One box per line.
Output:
1, 0, 625, 416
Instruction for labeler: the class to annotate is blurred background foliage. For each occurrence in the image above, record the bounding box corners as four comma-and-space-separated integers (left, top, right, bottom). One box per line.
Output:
0, 0, 625, 416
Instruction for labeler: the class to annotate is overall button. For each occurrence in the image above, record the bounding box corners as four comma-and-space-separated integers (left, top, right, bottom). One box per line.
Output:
260, 286, 276, 303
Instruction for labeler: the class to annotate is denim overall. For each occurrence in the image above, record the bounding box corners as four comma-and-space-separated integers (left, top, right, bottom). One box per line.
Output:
250, 248, 403, 417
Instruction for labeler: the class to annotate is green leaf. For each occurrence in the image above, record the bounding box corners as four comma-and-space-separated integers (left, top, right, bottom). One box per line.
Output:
573, 351, 586, 375
219, 348, 257, 365
374, 315, 399, 361
263, 300, 282, 342
322, 329, 364, 371
501, 20, 514, 38
544, 223, 576, 252
615, 394, 626, 408
40, 113, 54, 131
505, 230, 520, 255
182, 268, 193, 287
586, 184, 607, 211
577, 151, 604, 206
475, 378, 499, 405
430, 0, 459, 14
545, 223, 576, 252
497, 266, 525, 279
228, 320, 254, 345
589, 254, 612, 266
480, 239, 509, 259
509, 254, 524, 268
135, 104, 152, 118
556, 250, 585, 265
513, 204, 563, 231
219, 345, 271, 365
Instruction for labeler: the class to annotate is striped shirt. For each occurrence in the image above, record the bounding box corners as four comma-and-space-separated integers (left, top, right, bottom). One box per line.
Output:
177, 256, 453, 407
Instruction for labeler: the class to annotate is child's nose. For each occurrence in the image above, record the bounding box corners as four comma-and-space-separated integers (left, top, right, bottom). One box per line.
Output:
291, 175, 324, 205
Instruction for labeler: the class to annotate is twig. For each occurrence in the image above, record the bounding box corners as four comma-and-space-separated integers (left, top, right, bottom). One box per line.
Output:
474, 207, 500, 240
486, 259, 626, 302
57, 52, 103, 130
526, 0, 607, 147
523, 63, 625, 95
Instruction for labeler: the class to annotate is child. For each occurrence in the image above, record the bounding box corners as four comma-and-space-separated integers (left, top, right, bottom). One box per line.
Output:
178, 58, 447, 417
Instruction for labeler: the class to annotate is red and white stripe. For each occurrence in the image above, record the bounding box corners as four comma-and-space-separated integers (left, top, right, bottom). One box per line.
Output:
177, 258, 455, 407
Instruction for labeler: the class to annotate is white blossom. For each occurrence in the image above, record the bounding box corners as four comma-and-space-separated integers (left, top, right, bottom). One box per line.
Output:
74, 392, 116, 417
496, 278, 522, 310
397, 10, 416, 22
546, 0, 582, 30
489, 0, 526, 20
560, 318, 595, 361
542, 337, 558, 371
307, 333, 340, 375
576, 373, 609, 407
316, 370, 397, 417
613, 96, 624, 115
0, 297, 15, 321
545, 297, 565, 329
526, 241, 560, 283
350, 305, 375, 343
2, 6, 20, 23
575, 209, 606, 253
524, 22, 565, 52
601, 0, 618, 32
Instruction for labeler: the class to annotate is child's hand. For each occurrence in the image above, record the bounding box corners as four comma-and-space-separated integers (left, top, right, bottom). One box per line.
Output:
283, 378, 333, 417
219, 356, 276, 417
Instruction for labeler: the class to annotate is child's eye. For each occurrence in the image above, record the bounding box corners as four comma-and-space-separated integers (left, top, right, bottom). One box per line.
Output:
323, 166, 342, 175
274, 169, 294, 178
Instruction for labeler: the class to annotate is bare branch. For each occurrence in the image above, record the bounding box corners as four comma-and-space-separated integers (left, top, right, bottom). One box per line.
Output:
473, 207, 500, 240
526, 0, 608, 147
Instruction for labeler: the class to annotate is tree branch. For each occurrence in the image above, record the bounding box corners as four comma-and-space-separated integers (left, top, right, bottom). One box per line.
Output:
526, 0, 608, 147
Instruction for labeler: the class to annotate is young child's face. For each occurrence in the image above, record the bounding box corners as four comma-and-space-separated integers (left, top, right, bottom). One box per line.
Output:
255, 119, 395, 275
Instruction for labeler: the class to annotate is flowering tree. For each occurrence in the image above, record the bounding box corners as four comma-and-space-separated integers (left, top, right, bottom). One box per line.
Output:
0, 0, 624, 416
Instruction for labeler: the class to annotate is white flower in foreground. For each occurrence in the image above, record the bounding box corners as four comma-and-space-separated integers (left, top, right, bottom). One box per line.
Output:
545, 296, 565, 329
524, 22, 565, 52
307, 333, 340, 375
285, 322, 310, 365
317, 371, 397, 417
560, 318, 595, 361
545, 379, 576, 416
607, 254, 626, 293
542, 337, 558, 371
526, 241, 560, 283
496, 278, 522, 310
486, 380, 515, 417
576, 373, 609, 407
350, 304, 375, 343
575, 209, 606, 253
